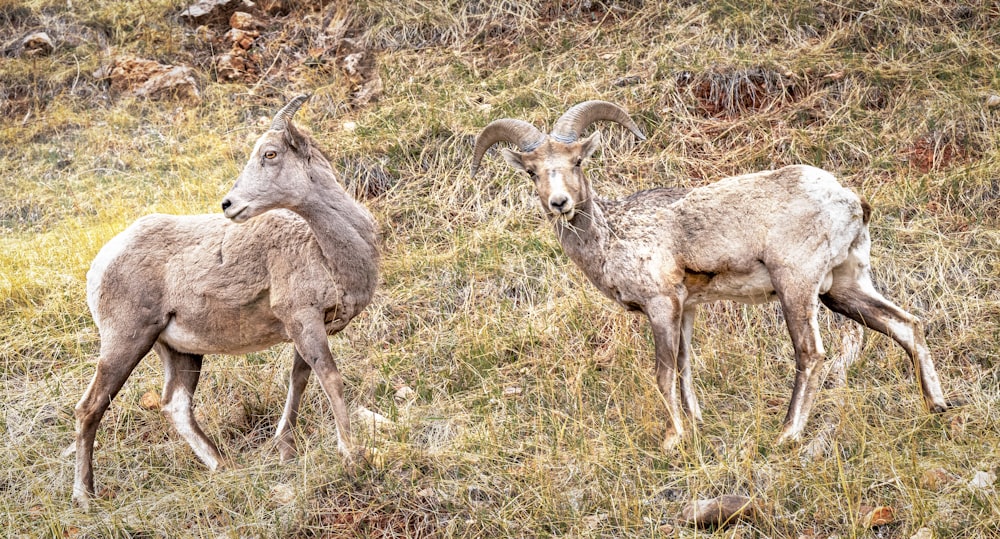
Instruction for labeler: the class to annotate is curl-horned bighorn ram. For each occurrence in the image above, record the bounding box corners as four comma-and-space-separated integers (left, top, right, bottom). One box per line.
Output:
472, 100, 948, 450
72, 95, 378, 508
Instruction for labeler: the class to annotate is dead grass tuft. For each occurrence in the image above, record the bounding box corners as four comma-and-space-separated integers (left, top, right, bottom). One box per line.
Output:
679, 66, 800, 118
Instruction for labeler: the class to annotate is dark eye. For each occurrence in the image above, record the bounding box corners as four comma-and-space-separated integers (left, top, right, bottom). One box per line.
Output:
574, 158, 583, 167
263, 150, 277, 160
526, 169, 537, 179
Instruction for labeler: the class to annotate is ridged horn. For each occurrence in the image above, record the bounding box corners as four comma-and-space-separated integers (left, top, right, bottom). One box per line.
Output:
549, 100, 646, 143
270, 94, 311, 131
471, 119, 546, 177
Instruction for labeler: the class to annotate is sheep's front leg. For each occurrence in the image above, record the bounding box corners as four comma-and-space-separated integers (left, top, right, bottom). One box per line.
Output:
288, 312, 355, 464
646, 296, 687, 451
773, 278, 827, 445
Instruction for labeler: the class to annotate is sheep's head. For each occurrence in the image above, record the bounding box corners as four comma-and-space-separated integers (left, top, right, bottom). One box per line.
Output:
222, 94, 313, 223
471, 101, 646, 221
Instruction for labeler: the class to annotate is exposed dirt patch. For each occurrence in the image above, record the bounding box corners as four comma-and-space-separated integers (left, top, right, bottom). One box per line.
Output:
904, 133, 969, 173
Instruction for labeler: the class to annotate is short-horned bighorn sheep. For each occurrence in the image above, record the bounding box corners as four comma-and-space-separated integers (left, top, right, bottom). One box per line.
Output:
472, 100, 948, 450
72, 95, 378, 507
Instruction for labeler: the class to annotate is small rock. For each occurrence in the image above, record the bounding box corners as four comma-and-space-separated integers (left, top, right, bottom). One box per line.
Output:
180, 0, 255, 26
229, 11, 259, 30
21, 31, 54, 56
393, 384, 415, 402
968, 470, 996, 490
342, 121, 358, 133
223, 28, 258, 49
920, 467, 957, 491
502, 386, 522, 397
910, 527, 933, 539
658, 523, 675, 534
216, 53, 248, 81
139, 391, 161, 410
269, 483, 295, 506
680, 495, 758, 528
859, 505, 894, 527
985, 95, 1000, 109
356, 405, 394, 431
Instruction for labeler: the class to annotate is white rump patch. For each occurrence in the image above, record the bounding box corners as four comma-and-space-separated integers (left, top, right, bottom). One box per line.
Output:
86, 230, 133, 328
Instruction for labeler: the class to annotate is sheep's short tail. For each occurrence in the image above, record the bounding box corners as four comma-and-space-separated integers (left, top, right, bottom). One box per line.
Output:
860, 198, 872, 225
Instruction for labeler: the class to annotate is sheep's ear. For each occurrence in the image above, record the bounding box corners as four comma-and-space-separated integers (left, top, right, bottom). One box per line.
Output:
282, 122, 308, 153
500, 148, 527, 172
580, 131, 602, 160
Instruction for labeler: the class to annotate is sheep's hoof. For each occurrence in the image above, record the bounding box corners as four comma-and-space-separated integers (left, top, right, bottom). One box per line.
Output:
928, 398, 953, 414
275, 439, 297, 462
661, 431, 683, 453
71, 493, 91, 512
944, 397, 967, 409
929, 403, 949, 414
774, 429, 802, 447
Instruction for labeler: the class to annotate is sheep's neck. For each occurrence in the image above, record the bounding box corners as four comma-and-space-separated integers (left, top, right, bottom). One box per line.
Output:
295, 188, 380, 316
553, 196, 611, 282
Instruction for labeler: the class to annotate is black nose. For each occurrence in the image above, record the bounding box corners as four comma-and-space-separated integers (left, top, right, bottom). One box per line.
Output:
221, 199, 232, 211
550, 194, 568, 211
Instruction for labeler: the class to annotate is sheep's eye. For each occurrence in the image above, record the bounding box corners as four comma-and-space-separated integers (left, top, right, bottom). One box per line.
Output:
526, 169, 537, 179
263, 150, 277, 160
574, 158, 583, 167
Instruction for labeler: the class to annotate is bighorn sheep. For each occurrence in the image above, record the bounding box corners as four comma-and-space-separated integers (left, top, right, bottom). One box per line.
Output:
72, 95, 378, 507
472, 100, 948, 450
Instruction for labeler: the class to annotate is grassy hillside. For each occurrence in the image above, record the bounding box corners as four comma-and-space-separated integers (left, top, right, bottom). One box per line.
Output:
2, 0, 998, 536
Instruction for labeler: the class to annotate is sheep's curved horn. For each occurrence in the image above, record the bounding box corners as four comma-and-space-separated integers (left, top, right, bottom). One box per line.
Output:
471, 119, 546, 176
549, 100, 646, 143
270, 94, 311, 131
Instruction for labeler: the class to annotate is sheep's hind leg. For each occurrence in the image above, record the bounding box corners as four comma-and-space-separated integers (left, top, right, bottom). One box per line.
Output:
153, 343, 224, 470
273, 349, 311, 461
73, 328, 159, 509
820, 274, 948, 413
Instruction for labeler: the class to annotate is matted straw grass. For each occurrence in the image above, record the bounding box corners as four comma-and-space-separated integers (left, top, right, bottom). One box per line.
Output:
2, 0, 997, 536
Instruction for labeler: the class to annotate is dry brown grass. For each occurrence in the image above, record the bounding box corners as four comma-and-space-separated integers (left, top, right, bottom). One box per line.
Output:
2, 0, 998, 536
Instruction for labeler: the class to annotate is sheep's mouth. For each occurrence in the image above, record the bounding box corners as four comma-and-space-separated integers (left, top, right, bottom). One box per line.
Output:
225, 205, 249, 222
548, 209, 576, 222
